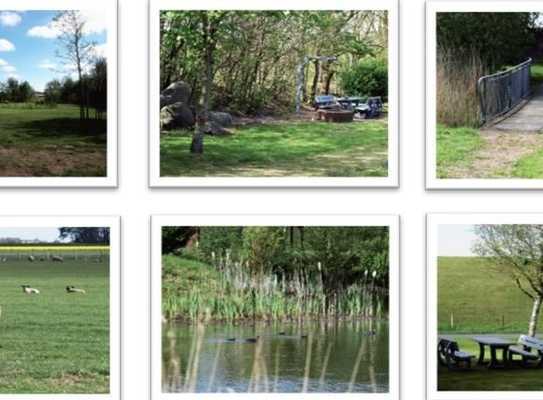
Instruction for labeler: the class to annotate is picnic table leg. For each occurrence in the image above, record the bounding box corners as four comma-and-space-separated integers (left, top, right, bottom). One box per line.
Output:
477, 343, 486, 365
502, 348, 508, 366
488, 347, 497, 369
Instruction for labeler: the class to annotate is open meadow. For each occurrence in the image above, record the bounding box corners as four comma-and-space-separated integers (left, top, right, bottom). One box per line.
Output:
0, 103, 107, 177
0, 254, 110, 394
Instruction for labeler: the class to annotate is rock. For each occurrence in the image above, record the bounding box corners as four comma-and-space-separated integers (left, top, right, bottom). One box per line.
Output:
208, 111, 233, 127
160, 81, 191, 108
160, 102, 194, 130
204, 120, 231, 136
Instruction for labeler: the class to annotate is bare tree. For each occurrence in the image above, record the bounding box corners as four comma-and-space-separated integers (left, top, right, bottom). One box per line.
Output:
473, 225, 543, 336
54, 11, 95, 122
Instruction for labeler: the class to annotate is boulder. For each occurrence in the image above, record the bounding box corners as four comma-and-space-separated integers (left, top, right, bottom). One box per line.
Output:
160, 102, 194, 130
204, 120, 231, 136
208, 111, 233, 127
160, 81, 191, 108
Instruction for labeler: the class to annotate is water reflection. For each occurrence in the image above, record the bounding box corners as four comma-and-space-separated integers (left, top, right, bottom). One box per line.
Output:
163, 319, 389, 393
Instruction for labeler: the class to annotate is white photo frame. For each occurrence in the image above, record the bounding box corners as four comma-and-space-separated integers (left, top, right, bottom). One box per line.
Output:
0, 0, 118, 187
425, 0, 543, 190
149, 0, 399, 187
151, 214, 400, 400
0, 215, 121, 400
427, 213, 543, 400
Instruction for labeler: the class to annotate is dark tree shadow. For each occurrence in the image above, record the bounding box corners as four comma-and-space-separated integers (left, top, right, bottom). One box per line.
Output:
14, 118, 107, 144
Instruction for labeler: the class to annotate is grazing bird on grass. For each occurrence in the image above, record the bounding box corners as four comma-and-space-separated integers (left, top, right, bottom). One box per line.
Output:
21, 285, 40, 294
66, 286, 86, 294
28, 255, 35, 262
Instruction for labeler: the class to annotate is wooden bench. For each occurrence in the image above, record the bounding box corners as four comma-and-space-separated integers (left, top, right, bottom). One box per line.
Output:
508, 335, 543, 368
438, 337, 475, 370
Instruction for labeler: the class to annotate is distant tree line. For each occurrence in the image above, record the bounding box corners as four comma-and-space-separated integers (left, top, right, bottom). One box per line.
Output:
0, 58, 107, 119
0, 78, 34, 103
162, 226, 389, 290
58, 227, 110, 244
44, 58, 108, 119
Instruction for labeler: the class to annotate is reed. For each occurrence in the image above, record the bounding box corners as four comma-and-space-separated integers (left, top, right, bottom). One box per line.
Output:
162, 255, 387, 322
436, 48, 487, 128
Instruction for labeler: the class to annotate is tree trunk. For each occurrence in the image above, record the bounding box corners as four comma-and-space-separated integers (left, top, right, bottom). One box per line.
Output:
528, 296, 542, 336
324, 71, 335, 95
191, 14, 214, 154
310, 59, 320, 102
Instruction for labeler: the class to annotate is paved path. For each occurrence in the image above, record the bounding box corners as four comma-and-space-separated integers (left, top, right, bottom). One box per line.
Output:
493, 85, 543, 133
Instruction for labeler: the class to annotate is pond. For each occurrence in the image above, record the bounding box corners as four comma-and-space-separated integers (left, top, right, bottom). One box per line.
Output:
162, 319, 389, 393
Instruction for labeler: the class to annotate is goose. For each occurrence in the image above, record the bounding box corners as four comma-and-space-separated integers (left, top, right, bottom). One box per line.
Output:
244, 336, 260, 343
21, 285, 40, 294
66, 286, 86, 294
225, 337, 236, 342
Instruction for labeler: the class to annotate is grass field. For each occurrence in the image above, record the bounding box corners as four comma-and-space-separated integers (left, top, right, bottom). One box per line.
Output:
160, 120, 388, 177
437, 257, 543, 391
0, 258, 110, 394
438, 257, 542, 333
0, 103, 107, 177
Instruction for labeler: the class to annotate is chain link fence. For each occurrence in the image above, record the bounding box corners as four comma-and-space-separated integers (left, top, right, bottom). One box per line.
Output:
477, 58, 532, 125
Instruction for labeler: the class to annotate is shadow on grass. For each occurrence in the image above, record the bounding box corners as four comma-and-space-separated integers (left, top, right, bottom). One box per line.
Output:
14, 118, 107, 144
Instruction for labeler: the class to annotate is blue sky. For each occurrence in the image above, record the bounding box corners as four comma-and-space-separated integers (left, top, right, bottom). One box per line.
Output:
438, 224, 478, 257
0, 228, 60, 242
0, 10, 107, 91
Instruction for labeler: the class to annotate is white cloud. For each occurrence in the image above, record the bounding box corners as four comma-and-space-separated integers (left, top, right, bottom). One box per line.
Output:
1, 65, 16, 73
37, 59, 56, 70
27, 24, 60, 39
0, 39, 15, 51
0, 11, 22, 27
27, 10, 107, 39
0, 58, 7, 66
91, 43, 107, 59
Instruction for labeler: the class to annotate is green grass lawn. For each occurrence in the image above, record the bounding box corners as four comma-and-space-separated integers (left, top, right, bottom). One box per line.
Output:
0, 258, 110, 394
438, 257, 542, 333
530, 60, 543, 85
436, 125, 484, 178
0, 103, 107, 177
160, 120, 388, 177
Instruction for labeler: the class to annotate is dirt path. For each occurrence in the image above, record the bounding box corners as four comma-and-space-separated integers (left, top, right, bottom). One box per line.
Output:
446, 131, 543, 178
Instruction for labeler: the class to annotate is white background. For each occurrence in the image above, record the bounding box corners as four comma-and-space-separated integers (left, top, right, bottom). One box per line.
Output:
2, 1, 540, 399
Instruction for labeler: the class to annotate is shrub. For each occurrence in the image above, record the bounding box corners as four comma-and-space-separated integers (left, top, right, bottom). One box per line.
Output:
339, 57, 388, 100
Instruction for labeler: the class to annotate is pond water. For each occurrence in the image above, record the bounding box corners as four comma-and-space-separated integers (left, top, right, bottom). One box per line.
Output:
162, 320, 389, 393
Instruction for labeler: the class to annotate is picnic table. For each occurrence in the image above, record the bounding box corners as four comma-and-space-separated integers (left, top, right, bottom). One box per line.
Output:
472, 336, 516, 369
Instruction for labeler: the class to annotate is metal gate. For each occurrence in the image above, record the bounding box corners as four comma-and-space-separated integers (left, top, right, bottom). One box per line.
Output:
477, 58, 532, 125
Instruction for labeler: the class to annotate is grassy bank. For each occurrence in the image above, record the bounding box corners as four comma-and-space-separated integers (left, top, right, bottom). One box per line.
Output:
160, 121, 388, 177
436, 125, 484, 178
0, 259, 110, 394
438, 257, 543, 333
0, 103, 107, 177
162, 255, 386, 322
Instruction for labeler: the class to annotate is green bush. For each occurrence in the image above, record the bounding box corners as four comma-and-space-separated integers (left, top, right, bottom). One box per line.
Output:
339, 57, 388, 100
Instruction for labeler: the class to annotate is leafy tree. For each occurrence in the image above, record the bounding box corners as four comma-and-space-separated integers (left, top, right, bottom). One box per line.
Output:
58, 227, 110, 244
339, 57, 388, 100
437, 12, 537, 67
44, 79, 62, 104
474, 225, 543, 336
